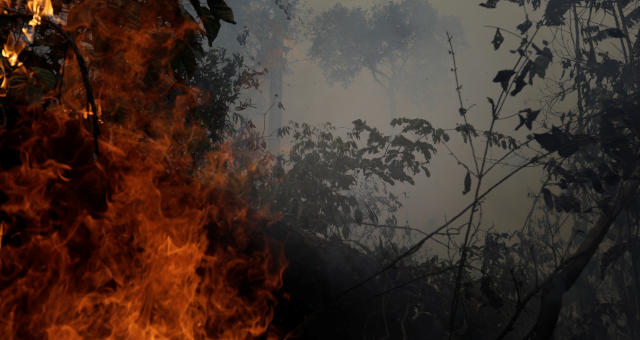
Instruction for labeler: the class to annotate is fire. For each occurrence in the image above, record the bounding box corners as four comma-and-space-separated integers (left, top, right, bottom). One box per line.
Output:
1, 33, 23, 68
25, 0, 54, 27
0, 1, 285, 339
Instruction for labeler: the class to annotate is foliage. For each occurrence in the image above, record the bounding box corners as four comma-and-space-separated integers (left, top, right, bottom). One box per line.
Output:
187, 48, 264, 151
263, 118, 448, 240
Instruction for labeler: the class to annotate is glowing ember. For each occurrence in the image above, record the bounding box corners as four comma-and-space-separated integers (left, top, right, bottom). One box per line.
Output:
0, 1, 285, 339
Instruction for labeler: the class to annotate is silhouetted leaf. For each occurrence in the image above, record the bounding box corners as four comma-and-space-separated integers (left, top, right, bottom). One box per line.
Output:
541, 188, 553, 209
463, 171, 471, 195
201, 10, 221, 46
516, 17, 532, 34
493, 69, 515, 91
492, 28, 504, 50
487, 97, 496, 114
544, 0, 573, 26
479, 0, 499, 8
625, 7, 640, 27
514, 108, 540, 130
510, 61, 533, 96
586, 28, 626, 43
209, 0, 236, 24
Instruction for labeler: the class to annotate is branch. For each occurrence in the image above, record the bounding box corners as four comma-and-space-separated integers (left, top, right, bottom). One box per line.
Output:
44, 19, 101, 157
1, 13, 101, 156
333, 152, 550, 301
525, 164, 640, 339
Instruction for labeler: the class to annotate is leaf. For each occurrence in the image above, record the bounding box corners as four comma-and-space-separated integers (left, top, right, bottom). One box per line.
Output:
201, 10, 221, 46
479, 0, 499, 8
534, 126, 580, 157
487, 97, 496, 115
586, 28, 627, 43
492, 28, 504, 50
31, 67, 57, 92
625, 7, 640, 27
510, 61, 533, 96
492, 69, 515, 91
544, 0, 573, 26
541, 188, 553, 210
189, 0, 202, 15
462, 171, 471, 195
516, 17, 532, 34
515, 108, 540, 130
209, 0, 236, 24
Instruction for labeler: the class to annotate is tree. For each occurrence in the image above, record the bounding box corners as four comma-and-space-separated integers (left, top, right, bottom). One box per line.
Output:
215, 0, 301, 152
308, 0, 461, 119
266, 118, 448, 241
283, 0, 640, 338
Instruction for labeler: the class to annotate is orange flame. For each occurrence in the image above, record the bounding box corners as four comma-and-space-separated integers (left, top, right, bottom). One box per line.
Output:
0, 1, 286, 339
2, 33, 24, 68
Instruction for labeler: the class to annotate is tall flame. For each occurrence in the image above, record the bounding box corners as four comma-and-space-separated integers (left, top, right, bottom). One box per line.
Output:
0, 1, 285, 339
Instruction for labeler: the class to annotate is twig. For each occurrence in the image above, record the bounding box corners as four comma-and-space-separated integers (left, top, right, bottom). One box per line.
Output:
333, 152, 550, 301
447, 32, 480, 174
44, 19, 101, 157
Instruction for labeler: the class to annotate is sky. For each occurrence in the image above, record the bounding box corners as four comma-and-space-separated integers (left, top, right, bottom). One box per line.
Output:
217, 0, 562, 244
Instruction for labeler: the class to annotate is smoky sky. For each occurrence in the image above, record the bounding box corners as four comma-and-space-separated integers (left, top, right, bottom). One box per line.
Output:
213, 0, 559, 242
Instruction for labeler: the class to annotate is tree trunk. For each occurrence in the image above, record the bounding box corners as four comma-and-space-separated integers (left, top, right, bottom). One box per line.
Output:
527, 166, 640, 339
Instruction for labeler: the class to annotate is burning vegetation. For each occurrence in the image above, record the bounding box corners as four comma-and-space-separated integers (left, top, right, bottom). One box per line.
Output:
0, 1, 285, 339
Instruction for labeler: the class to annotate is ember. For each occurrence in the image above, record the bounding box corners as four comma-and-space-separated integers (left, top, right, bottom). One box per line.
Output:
0, 1, 285, 339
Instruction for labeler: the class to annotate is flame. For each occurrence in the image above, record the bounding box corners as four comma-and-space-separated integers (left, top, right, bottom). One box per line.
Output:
26, 0, 54, 27
2, 33, 24, 68
0, 1, 286, 339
